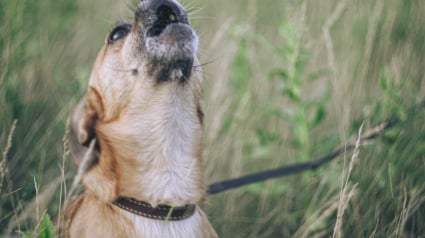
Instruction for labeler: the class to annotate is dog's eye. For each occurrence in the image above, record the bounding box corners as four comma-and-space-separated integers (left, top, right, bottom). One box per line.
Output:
108, 24, 131, 44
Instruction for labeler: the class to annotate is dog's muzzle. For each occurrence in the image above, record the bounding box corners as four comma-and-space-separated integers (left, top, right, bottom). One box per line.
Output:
144, 0, 189, 38
136, 0, 198, 82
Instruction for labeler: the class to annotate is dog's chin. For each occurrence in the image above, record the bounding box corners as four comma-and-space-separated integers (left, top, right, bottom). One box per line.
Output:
145, 23, 198, 83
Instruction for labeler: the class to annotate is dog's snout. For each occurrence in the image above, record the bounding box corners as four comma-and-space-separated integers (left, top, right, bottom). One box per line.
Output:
135, 0, 198, 82
137, 0, 189, 38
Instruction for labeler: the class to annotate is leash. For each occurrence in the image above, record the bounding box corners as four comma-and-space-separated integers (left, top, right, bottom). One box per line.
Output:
207, 99, 425, 195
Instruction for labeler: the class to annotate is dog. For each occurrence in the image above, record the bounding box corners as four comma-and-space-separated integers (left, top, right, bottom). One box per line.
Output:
58, 0, 217, 237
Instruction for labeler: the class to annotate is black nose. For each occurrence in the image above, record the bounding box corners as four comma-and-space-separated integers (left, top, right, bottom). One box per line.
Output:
140, 0, 189, 38
139, 0, 187, 22
156, 4, 178, 23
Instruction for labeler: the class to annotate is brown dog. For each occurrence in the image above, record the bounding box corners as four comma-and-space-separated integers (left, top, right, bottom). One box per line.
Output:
59, 0, 217, 237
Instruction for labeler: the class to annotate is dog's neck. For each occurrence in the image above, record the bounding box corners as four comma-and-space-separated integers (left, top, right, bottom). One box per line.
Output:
95, 80, 205, 207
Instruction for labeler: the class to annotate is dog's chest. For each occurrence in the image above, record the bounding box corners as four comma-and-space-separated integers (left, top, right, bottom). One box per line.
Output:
127, 208, 205, 238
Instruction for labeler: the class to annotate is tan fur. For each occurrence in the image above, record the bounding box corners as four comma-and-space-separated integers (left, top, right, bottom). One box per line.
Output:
58, 0, 217, 237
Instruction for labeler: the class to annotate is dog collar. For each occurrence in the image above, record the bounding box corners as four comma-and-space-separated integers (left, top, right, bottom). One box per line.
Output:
112, 197, 196, 221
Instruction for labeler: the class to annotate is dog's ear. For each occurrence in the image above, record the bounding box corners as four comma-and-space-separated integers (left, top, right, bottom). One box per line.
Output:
69, 88, 118, 201
69, 88, 104, 168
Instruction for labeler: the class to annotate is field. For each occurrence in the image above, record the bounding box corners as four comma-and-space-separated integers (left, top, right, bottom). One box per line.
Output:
1, 0, 424, 237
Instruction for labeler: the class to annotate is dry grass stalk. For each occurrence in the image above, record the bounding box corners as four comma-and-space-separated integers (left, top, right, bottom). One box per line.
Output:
64, 138, 97, 206
6, 176, 63, 234
321, 0, 348, 138
359, 0, 384, 83
1, 119, 18, 193
56, 118, 71, 229
34, 177, 40, 223
30, 210, 47, 237
332, 123, 364, 238
393, 187, 425, 237
295, 194, 340, 238
322, 0, 347, 79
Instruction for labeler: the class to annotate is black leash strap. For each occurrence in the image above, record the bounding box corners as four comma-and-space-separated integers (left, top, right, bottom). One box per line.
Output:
207, 146, 351, 194
207, 99, 425, 195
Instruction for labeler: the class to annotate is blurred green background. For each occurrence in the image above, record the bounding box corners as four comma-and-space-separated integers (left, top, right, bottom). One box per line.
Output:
1, 0, 424, 237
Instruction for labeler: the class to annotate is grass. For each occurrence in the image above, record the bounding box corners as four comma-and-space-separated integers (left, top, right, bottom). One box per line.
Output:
1, 0, 424, 237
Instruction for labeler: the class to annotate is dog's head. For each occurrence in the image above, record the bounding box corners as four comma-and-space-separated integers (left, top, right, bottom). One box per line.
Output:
69, 0, 204, 202
85, 0, 200, 123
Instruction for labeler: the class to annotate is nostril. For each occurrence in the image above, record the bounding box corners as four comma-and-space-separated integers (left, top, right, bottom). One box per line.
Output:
156, 5, 177, 23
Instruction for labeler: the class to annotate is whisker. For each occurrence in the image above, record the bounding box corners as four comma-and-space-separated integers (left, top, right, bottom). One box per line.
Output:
187, 7, 204, 16
105, 63, 138, 73
124, 1, 136, 15
188, 16, 215, 21
195, 49, 212, 59
182, 0, 197, 10
197, 69, 213, 78
194, 60, 215, 69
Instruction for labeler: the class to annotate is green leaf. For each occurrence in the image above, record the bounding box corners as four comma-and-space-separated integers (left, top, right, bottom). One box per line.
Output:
380, 77, 388, 91
310, 105, 326, 129
37, 214, 57, 238
269, 69, 289, 81
282, 87, 301, 102
255, 129, 281, 145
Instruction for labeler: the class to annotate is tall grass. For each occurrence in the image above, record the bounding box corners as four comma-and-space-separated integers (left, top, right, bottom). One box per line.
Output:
1, 0, 424, 237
